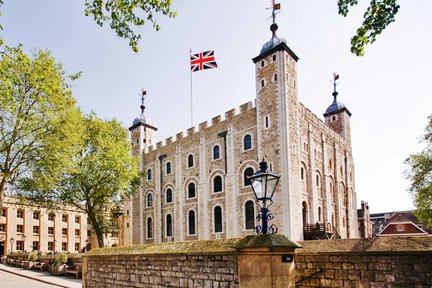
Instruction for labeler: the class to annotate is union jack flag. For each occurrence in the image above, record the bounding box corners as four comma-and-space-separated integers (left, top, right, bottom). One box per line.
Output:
190, 50, 218, 72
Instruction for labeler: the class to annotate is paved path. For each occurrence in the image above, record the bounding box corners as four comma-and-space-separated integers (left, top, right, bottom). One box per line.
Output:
0, 270, 58, 288
0, 264, 82, 288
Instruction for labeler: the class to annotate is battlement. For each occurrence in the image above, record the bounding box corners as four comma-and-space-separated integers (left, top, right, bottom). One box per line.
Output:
298, 102, 345, 144
143, 101, 255, 153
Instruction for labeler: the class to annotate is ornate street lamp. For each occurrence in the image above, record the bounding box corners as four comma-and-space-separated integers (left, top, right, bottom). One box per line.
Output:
249, 159, 280, 234
9, 237, 14, 254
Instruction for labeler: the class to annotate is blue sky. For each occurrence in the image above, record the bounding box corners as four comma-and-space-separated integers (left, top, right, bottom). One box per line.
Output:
2, 1, 431, 213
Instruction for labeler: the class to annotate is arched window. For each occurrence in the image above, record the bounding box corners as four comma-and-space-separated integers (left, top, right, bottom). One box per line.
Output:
243, 134, 252, 151
147, 193, 153, 207
188, 182, 196, 198
147, 217, 153, 239
147, 169, 152, 180
188, 154, 194, 168
166, 188, 173, 203
301, 167, 305, 180
188, 210, 196, 235
244, 167, 254, 186
318, 207, 322, 222
214, 206, 222, 233
245, 200, 255, 230
166, 162, 171, 174
316, 173, 321, 187
213, 145, 220, 160
213, 176, 222, 193
302, 201, 308, 228
166, 214, 172, 237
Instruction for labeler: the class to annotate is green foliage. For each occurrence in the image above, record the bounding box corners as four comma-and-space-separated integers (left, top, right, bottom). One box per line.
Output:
0, 45, 82, 202
19, 112, 140, 247
338, 0, 400, 56
405, 115, 432, 227
28, 251, 39, 262
54, 252, 67, 264
84, 0, 177, 52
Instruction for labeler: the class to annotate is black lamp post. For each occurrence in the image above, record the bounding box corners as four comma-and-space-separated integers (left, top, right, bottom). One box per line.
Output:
249, 160, 280, 234
9, 237, 14, 254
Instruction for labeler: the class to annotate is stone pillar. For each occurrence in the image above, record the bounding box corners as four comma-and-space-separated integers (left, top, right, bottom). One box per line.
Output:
235, 234, 301, 288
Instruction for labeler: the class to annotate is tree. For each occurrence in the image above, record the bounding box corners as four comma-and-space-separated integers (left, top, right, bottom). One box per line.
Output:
338, 0, 400, 56
0, 46, 82, 204
84, 0, 177, 52
405, 115, 432, 227
18, 113, 141, 248
0, 0, 176, 53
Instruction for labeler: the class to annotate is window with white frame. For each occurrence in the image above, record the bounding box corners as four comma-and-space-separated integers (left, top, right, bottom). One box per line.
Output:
187, 154, 194, 168
214, 206, 223, 233
213, 175, 223, 193
188, 210, 196, 235
213, 145, 220, 160
243, 134, 252, 151
245, 200, 255, 230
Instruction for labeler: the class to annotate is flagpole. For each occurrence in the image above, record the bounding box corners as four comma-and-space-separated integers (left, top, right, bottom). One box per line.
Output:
190, 49, 194, 127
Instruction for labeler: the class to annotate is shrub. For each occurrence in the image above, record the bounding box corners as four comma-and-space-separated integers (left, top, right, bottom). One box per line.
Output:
28, 251, 39, 262
54, 252, 67, 265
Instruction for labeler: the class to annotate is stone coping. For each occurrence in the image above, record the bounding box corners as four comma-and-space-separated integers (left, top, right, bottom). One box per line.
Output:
297, 236, 432, 254
234, 234, 302, 249
87, 238, 242, 256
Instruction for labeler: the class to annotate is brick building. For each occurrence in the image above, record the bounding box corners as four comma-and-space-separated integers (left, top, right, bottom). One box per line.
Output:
370, 210, 430, 237
0, 196, 130, 255
128, 21, 357, 243
357, 201, 373, 238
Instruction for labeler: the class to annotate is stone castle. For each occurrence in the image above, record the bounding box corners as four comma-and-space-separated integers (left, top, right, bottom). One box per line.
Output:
128, 21, 357, 244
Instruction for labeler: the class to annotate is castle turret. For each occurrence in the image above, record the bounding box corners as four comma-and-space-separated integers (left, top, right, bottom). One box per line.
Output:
252, 6, 302, 239
324, 76, 352, 144
129, 90, 157, 244
129, 90, 158, 155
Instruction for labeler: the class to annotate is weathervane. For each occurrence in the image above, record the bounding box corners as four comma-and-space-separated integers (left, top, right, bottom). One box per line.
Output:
140, 89, 146, 114
269, 0, 281, 24
333, 73, 340, 100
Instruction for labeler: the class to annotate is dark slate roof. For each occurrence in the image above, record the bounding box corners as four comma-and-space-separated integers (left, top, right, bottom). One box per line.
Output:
252, 23, 298, 64
323, 92, 352, 117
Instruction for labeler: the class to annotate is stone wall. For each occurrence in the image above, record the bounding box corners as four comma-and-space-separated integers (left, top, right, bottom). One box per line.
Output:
83, 238, 239, 288
295, 237, 432, 287
83, 236, 432, 288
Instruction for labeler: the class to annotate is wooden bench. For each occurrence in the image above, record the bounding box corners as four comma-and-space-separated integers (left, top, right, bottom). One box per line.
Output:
34, 261, 49, 271
65, 263, 82, 278
7, 258, 16, 266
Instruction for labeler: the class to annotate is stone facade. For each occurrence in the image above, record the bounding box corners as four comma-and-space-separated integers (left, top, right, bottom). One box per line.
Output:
0, 196, 127, 255
129, 25, 357, 244
0, 196, 90, 255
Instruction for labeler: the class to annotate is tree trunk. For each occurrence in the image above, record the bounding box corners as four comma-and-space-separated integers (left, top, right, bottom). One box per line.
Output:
0, 176, 9, 208
87, 208, 105, 248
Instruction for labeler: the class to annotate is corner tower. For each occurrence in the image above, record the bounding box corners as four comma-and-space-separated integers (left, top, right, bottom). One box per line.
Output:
129, 90, 158, 155
252, 6, 303, 240
128, 90, 157, 244
323, 75, 352, 144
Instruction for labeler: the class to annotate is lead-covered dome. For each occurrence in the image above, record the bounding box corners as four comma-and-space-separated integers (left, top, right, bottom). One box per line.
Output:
324, 92, 351, 117
260, 23, 288, 55
132, 113, 153, 127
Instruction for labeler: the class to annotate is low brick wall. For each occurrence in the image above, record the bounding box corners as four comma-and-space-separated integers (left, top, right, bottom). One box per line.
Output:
295, 237, 432, 287
84, 239, 240, 288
